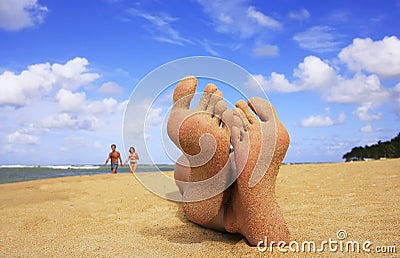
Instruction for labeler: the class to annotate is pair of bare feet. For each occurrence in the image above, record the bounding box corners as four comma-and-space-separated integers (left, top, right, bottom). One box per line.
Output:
167, 76, 290, 246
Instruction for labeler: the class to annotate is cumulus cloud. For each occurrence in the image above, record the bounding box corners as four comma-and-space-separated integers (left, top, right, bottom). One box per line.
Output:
353, 103, 382, 121
195, 0, 281, 38
248, 73, 297, 92
0, 0, 48, 31
0, 57, 133, 165
247, 37, 396, 119
0, 57, 99, 107
252, 67, 392, 122
6, 131, 39, 144
248, 56, 337, 92
326, 73, 390, 104
41, 113, 100, 131
294, 56, 337, 89
125, 99, 163, 133
98, 81, 124, 96
56, 88, 123, 115
56, 89, 86, 113
339, 36, 400, 77
293, 26, 344, 53
0, 57, 131, 158
301, 111, 345, 127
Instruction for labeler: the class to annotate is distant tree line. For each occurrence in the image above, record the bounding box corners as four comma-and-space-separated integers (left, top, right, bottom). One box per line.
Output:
343, 132, 400, 162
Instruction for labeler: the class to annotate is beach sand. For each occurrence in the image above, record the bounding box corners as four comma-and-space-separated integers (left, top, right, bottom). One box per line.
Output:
0, 159, 399, 257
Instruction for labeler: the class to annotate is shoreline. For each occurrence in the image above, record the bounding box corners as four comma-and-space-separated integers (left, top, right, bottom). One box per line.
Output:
0, 164, 176, 185
1, 159, 399, 256
1, 159, 393, 185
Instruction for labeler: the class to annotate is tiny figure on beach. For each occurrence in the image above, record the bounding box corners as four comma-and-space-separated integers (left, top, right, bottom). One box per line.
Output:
104, 144, 123, 174
167, 76, 290, 246
124, 147, 139, 174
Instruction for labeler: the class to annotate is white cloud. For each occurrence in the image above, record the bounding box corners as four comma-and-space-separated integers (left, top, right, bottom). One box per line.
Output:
6, 131, 39, 144
98, 81, 123, 96
56, 88, 122, 115
293, 26, 344, 53
294, 56, 337, 89
326, 73, 390, 104
288, 8, 310, 21
301, 111, 345, 127
339, 36, 400, 77
0, 57, 131, 164
252, 63, 391, 118
247, 73, 297, 92
146, 106, 164, 126
56, 89, 86, 113
51, 58, 100, 90
251, 44, 279, 58
0, 0, 48, 31
360, 124, 374, 134
247, 6, 281, 29
87, 97, 121, 114
124, 99, 164, 137
198, 39, 219, 56
301, 115, 333, 127
127, 8, 192, 46
0, 57, 99, 107
42, 113, 100, 131
353, 103, 382, 121
247, 37, 397, 119
249, 56, 337, 92
195, 0, 281, 38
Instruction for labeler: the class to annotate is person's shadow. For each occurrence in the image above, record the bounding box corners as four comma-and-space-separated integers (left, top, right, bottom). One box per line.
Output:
140, 203, 243, 245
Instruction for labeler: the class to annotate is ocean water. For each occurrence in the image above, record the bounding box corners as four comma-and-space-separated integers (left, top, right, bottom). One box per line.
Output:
0, 164, 175, 184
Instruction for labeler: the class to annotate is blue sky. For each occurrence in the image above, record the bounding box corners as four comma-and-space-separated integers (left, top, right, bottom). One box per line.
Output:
0, 0, 399, 165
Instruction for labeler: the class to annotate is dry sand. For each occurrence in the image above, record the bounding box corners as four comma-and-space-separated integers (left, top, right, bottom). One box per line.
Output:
0, 159, 399, 257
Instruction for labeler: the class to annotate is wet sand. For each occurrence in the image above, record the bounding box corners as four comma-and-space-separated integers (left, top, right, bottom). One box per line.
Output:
0, 159, 399, 257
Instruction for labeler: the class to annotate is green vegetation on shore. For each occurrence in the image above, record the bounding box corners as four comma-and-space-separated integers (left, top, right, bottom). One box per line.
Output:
343, 132, 400, 162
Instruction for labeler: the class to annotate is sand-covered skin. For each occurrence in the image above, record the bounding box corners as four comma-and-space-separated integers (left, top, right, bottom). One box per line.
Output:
1, 159, 399, 257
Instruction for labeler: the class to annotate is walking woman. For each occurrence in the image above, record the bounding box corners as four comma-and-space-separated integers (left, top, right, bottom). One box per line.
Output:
124, 147, 139, 174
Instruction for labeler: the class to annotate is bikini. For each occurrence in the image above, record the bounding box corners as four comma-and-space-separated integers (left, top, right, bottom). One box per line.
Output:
129, 153, 136, 164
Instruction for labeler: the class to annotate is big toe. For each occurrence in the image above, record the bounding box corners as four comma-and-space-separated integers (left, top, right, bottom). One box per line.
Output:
173, 76, 198, 110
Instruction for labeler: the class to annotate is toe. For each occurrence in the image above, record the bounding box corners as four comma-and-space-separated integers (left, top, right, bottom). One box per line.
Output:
231, 126, 241, 147
197, 83, 217, 111
214, 100, 227, 119
235, 100, 258, 126
206, 89, 223, 113
173, 76, 197, 110
207, 90, 225, 125
214, 100, 227, 126
248, 97, 274, 122
221, 109, 242, 130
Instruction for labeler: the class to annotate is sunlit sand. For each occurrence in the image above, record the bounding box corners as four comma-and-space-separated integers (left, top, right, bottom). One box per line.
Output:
0, 159, 398, 256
